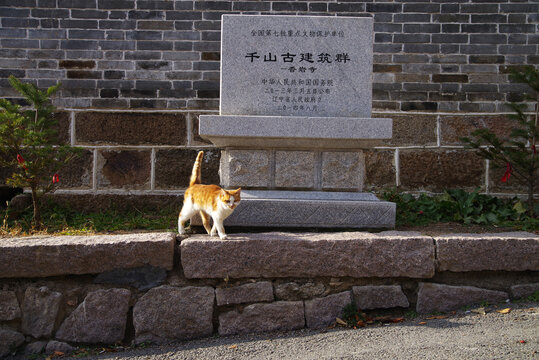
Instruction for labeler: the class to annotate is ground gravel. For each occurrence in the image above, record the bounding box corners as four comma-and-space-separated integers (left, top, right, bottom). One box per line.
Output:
56, 302, 538, 360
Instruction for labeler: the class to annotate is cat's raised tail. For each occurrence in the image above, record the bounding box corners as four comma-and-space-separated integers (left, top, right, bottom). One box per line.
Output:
189, 151, 204, 186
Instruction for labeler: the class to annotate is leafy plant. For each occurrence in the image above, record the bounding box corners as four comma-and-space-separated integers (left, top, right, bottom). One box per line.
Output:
0, 76, 81, 228
525, 291, 539, 302
341, 303, 368, 328
404, 310, 419, 319
461, 66, 538, 217
382, 188, 537, 230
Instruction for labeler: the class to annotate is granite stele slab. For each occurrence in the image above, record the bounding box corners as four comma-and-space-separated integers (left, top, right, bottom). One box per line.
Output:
191, 190, 396, 228
199, 15, 392, 149
220, 15, 373, 118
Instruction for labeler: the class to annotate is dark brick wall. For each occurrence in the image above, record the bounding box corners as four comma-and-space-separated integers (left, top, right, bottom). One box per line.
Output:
0, 0, 537, 111
0, 1, 537, 197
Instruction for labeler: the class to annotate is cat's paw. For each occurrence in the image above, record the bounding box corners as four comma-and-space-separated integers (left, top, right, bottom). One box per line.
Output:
219, 234, 228, 240
178, 228, 186, 235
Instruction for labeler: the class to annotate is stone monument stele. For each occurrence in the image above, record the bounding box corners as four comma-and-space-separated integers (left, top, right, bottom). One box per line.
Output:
199, 14, 396, 228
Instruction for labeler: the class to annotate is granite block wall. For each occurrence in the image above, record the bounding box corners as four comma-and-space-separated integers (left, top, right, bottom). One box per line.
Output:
0, 1, 537, 197
1, 231, 538, 355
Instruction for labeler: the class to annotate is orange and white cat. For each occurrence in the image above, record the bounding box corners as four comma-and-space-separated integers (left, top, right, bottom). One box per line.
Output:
178, 151, 241, 239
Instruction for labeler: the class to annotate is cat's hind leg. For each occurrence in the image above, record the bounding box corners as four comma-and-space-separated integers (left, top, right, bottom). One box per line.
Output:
199, 211, 212, 234
178, 202, 196, 235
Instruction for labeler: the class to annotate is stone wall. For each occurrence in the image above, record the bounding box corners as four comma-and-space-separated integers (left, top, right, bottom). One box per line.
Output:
0, 1, 538, 197
3, 109, 532, 198
0, 232, 538, 357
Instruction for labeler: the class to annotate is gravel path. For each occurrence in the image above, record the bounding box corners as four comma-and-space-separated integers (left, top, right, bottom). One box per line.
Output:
61, 303, 538, 360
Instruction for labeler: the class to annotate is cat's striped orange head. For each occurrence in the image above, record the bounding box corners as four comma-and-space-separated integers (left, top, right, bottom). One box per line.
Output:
220, 188, 241, 209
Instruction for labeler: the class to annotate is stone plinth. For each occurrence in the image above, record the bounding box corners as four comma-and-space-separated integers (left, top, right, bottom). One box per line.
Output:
191, 190, 395, 228
181, 231, 435, 279
199, 115, 392, 149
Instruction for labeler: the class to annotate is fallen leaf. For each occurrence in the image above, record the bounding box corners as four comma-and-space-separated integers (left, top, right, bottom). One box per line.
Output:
391, 317, 405, 323
53, 351, 64, 357
418, 321, 427, 325
228, 345, 238, 350
356, 320, 367, 327
426, 315, 449, 320
66, 299, 76, 306
519, 340, 526, 344
335, 317, 348, 326
497, 308, 511, 314
471, 307, 486, 315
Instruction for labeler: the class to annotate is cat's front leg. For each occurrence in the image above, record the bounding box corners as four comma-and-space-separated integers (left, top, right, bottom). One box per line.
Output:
214, 220, 228, 240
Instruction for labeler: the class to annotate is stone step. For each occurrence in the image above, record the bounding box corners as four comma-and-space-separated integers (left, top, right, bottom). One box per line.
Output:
192, 190, 396, 228
0, 233, 176, 278
181, 231, 435, 279
436, 232, 539, 272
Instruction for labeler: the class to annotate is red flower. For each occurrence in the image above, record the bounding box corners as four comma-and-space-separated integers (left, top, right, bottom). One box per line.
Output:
52, 174, 60, 184
501, 162, 512, 183
17, 154, 28, 171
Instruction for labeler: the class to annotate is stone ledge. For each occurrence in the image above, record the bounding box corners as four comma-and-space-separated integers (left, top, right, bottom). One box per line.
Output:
181, 231, 435, 279
0, 233, 176, 278
436, 232, 539, 272
199, 115, 392, 149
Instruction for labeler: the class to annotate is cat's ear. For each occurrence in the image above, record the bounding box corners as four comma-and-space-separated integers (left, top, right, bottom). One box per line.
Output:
234, 187, 241, 194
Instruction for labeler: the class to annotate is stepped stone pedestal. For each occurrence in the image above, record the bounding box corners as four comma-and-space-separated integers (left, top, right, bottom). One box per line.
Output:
199, 15, 395, 229
206, 191, 395, 228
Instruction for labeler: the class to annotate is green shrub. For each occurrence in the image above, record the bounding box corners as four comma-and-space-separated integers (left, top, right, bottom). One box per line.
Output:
461, 66, 538, 217
0, 76, 81, 228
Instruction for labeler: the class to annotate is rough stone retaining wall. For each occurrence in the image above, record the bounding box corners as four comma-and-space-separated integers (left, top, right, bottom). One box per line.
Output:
0, 231, 538, 357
